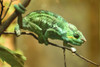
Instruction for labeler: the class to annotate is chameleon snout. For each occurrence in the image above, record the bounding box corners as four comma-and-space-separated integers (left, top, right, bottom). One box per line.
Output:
81, 38, 86, 43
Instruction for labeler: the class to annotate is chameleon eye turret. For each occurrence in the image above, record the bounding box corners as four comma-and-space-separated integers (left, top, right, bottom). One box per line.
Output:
73, 34, 79, 39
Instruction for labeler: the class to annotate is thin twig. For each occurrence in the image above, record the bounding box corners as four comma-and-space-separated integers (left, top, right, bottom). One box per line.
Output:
2, 31, 100, 67
74, 52, 100, 67
0, 0, 4, 17
2, 0, 13, 20
63, 48, 67, 67
0, 0, 4, 25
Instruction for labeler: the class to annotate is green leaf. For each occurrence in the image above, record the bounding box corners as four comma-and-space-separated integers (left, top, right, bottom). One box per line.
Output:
0, 45, 26, 67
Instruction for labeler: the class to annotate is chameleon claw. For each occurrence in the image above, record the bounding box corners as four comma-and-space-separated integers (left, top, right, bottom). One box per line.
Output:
15, 30, 21, 37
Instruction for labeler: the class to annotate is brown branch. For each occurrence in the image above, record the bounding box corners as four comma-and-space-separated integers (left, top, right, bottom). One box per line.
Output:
63, 48, 67, 67
0, 0, 4, 17
1, 0, 13, 20
0, 0, 31, 35
2, 31, 100, 67
0, 0, 4, 25
75, 52, 100, 67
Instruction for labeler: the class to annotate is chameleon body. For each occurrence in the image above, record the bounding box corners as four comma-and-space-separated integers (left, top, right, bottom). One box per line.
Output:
14, 4, 86, 47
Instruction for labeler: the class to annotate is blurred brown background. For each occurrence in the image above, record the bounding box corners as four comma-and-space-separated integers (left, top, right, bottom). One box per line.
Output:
1, 0, 99, 67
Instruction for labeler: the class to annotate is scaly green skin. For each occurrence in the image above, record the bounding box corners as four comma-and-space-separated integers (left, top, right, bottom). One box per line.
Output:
14, 4, 86, 47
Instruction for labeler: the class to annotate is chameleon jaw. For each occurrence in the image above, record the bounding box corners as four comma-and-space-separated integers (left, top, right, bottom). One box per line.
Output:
63, 41, 74, 47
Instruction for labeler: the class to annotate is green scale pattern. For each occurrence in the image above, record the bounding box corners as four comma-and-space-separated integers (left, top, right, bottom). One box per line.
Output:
22, 10, 68, 33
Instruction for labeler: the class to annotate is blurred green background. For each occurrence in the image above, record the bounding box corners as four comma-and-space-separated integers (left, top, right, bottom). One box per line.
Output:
1, 0, 99, 67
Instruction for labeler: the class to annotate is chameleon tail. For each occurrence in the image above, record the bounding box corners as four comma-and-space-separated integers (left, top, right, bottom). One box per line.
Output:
14, 4, 26, 36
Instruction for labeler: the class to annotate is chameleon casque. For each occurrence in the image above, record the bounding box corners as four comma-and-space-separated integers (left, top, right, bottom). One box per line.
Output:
14, 4, 86, 49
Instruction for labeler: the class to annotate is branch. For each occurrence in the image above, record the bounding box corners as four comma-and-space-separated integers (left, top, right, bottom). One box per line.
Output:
2, 31, 100, 67
0, 0, 31, 35
0, 0, 4, 25
1, 0, 13, 20
63, 48, 67, 67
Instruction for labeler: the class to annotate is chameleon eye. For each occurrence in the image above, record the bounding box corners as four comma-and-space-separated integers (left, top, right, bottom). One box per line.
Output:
74, 34, 79, 39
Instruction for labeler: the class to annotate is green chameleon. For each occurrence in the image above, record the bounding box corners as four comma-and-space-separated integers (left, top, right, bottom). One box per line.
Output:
14, 4, 86, 51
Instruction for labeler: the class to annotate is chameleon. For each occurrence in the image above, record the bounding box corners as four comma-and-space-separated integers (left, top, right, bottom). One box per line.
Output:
14, 4, 86, 50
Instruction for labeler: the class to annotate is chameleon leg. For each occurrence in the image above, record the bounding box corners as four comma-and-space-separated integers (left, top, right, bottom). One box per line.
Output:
14, 24, 21, 36
44, 28, 61, 42
27, 22, 48, 45
63, 41, 73, 47
14, 14, 23, 36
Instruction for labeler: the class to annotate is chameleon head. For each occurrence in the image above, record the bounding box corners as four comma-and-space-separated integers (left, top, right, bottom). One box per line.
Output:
63, 23, 86, 46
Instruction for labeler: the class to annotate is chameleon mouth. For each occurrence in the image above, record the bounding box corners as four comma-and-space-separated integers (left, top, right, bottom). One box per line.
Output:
72, 38, 86, 46
67, 41, 83, 46
64, 42, 74, 47
67, 43, 75, 47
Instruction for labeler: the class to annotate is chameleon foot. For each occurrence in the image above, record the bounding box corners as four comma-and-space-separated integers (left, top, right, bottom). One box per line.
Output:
15, 29, 21, 37
38, 36, 48, 45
